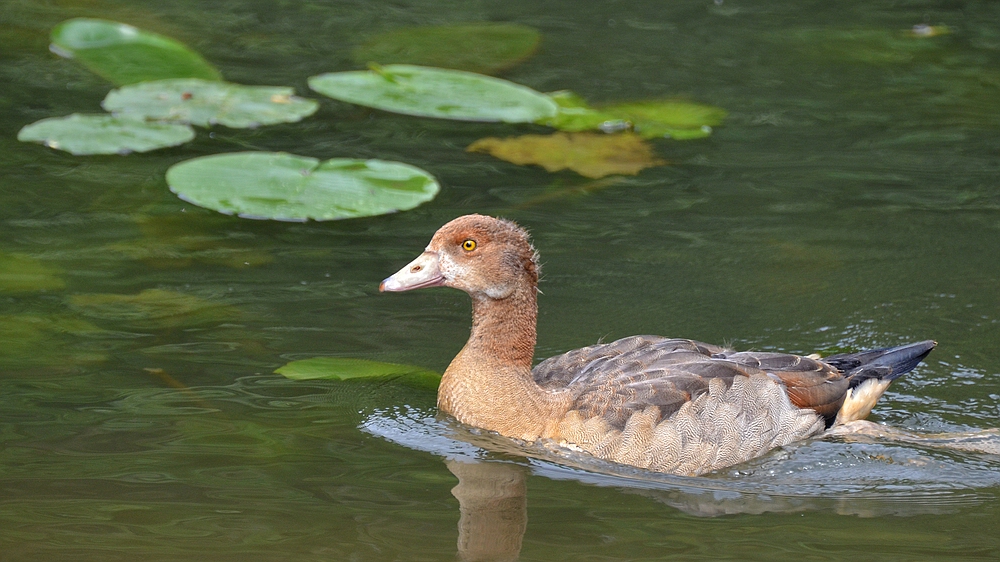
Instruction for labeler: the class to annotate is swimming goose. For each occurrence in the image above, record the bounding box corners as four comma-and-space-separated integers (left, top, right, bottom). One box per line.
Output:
380, 214, 936, 476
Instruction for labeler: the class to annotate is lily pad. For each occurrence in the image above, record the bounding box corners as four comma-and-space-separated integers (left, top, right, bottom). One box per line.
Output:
352, 23, 541, 75
0, 253, 65, 293
165, 152, 440, 221
17, 114, 195, 155
541, 91, 726, 140
103, 79, 319, 128
276, 357, 440, 388
467, 132, 666, 178
308, 64, 558, 122
69, 288, 239, 329
50, 18, 222, 85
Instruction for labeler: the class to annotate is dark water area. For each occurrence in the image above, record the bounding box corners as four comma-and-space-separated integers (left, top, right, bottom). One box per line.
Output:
2, 0, 999, 560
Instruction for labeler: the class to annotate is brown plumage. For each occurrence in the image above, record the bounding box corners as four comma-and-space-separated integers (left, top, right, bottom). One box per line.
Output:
381, 214, 936, 476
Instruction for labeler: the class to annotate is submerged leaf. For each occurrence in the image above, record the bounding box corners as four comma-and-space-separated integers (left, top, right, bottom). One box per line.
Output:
17, 114, 195, 155
467, 132, 666, 178
352, 23, 541, 74
781, 27, 950, 65
0, 314, 108, 369
103, 79, 319, 128
109, 214, 274, 269
0, 253, 65, 293
309, 64, 557, 122
277, 357, 440, 388
166, 152, 440, 221
69, 288, 240, 329
50, 18, 221, 85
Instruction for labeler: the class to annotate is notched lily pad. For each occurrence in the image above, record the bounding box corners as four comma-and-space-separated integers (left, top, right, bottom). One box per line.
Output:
467, 132, 666, 178
166, 152, 440, 221
277, 357, 440, 389
17, 114, 195, 155
50, 18, 222, 85
0, 253, 66, 293
541, 91, 726, 140
352, 23, 541, 74
103, 79, 319, 128
309, 64, 558, 123
69, 288, 240, 329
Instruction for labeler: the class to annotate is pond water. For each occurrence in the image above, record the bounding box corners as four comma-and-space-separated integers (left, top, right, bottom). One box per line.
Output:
3, 0, 1000, 560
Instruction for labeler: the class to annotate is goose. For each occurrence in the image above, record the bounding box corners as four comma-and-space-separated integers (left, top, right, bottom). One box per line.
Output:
380, 214, 936, 475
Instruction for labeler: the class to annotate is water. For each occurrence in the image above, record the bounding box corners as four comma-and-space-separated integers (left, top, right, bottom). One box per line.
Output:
2, 0, 1000, 559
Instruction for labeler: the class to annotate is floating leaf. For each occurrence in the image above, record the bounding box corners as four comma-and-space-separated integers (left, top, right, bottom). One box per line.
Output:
17, 114, 195, 155
309, 64, 557, 122
467, 132, 666, 178
69, 288, 239, 329
102, 79, 319, 128
277, 357, 440, 388
0, 314, 108, 369
50, 18, 222, 85
604, 100, 726, 139
166, 152, 440, 221
0, 253, 65, 293
352, 23, 541, 74
540, 91, 725, 140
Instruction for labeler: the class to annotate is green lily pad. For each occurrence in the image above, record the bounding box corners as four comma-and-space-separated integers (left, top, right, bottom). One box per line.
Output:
352, 23, 541, 75
308, 64, 558, 123
102, 79, 319, 129
17, 114, 195, 155
0, 314, 108, 369
69, 288, 240, 329
166, 152, 440, 221
0, 253, 65, 293
276, 357, 440, 389
467, 132, 666, 178
540, 91, 726, 140
50, 18, 222, 85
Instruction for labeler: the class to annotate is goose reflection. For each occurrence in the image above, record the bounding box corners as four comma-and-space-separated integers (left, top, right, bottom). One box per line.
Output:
362, 407, 1000, 560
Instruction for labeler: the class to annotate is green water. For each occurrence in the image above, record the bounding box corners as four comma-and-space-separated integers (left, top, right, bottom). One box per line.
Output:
3, 0, 1000, 560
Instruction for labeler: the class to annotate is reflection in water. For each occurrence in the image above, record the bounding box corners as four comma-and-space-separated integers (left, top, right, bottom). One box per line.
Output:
364, 405, 1000, 558
448, 460, 527, 562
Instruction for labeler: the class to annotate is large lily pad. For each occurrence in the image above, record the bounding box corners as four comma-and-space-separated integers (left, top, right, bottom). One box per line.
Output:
541, 91, 726, 140
0, 252, 65, 293
276, 357, 440, 389
309, 64, 558, 123
352, 23, 541, 75
103, 79, 319, 128
166, 152, 440, 221
69, 288, 240, 329
50, 18, 222, 85
467, 132, 666, 178
17, 114, 195, 155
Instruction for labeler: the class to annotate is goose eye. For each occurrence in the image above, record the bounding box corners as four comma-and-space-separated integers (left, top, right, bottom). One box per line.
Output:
461, 239, 477, 251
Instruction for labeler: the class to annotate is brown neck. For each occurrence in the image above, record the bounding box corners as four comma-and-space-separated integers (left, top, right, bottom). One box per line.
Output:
438, 284, 564, 440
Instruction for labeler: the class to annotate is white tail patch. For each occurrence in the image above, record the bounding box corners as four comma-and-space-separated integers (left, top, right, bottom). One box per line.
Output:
834, 378, 892, 425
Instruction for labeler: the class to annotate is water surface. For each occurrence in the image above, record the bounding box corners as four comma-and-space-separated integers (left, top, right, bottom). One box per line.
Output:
2, 0, 999, 560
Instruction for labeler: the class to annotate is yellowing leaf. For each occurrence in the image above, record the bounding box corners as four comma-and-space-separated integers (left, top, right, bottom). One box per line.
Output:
467, 132, 666, 178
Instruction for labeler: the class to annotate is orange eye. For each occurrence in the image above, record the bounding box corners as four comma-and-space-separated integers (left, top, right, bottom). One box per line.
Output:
461, 239, 477, 251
